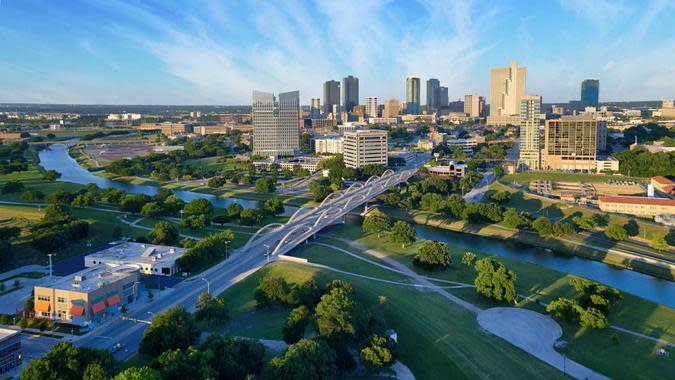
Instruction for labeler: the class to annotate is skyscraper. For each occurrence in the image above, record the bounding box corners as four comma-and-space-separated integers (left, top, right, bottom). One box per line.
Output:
383, 99, 399, 118
434, 86, 448, 110
406, 77, 421, 115
252, 90, 300, 157
581, 79, 599, 109
365, 97, 378, 118
310, 98, 321, 119
464, 94, 485, 117
488, 61, 526, 126
323, 80, 340, 113
426, 78, 440, 111
342, 75, 359, 112
518, 95, 543, 171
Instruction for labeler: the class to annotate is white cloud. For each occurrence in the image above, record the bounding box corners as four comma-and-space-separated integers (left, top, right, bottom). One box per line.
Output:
80, 39, 95, 55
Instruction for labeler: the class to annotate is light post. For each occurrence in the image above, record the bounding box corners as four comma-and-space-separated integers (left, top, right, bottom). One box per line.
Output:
47, 253, 55, 279
180, 209, 184, 221
147, 311, 155, 318
263, 244, 270, 264
224, 241, 229, 258
200, 277, 210, 295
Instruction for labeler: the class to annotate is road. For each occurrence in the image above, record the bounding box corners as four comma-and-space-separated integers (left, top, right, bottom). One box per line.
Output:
70, 152, 429, 359
463, 171, 495, 203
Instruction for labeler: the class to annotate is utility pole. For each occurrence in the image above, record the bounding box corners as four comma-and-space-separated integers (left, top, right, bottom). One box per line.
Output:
47, 254, 55, 279
201, 277, 210, 295
263, 244, 270, 264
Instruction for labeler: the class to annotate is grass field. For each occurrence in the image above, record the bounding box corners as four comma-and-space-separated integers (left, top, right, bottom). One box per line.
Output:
183, 156, 249, 172
502, 171, 649, 184
219, 261, 568, 380
301, 224, 675, 380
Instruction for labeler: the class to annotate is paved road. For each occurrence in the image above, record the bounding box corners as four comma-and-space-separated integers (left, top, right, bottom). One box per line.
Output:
463, 171, 495, 203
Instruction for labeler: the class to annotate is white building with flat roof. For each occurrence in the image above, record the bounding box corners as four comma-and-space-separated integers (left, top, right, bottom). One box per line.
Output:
85, 242, 185, 276
314, 136, 344, 154
343, 129, 388, 168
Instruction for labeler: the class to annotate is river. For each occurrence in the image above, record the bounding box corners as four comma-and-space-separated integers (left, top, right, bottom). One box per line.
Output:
39, 144, 674, 307
38, 144, 298, 215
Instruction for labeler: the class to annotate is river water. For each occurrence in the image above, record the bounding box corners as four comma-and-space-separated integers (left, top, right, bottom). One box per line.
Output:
39, 144, 674, 307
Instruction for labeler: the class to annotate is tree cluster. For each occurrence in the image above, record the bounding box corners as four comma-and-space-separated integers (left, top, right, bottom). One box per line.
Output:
474, 258, 517, 303
175, 231, 234, 274
546, 278, 622, 329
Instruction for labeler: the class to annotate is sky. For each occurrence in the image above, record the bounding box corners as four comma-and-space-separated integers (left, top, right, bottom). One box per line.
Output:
0, 0, 674, 105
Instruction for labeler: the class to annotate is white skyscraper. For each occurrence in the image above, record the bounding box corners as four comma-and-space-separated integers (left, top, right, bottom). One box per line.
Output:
252, 90, 300, 157
518, 95, 543, 170
488, 61, 526, 126
365, 97, 378, 118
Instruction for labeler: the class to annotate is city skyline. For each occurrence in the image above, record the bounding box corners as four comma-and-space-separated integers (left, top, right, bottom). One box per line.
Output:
1, 0, 674, 105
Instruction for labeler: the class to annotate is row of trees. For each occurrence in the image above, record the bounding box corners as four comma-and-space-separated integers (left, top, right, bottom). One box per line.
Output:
0, 140, 29, 174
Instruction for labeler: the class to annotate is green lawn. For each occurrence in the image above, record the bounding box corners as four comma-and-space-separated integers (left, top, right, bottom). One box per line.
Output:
502, 171, 649, 184
183, 156, 249, 172
218, 261, 567, 380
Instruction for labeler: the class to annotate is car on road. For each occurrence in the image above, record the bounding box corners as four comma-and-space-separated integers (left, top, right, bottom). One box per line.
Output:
110, 342, 124, 353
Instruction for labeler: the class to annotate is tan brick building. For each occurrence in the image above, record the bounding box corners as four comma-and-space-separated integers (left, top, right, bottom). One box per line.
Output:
598, 195, 675, 218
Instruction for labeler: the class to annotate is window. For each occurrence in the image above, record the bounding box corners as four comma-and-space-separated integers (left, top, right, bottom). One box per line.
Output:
57, 297, 66, 303
37, 295, 50, 302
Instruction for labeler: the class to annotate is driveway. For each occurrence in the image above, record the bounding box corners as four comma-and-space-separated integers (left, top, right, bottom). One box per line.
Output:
477, 307, 609, 380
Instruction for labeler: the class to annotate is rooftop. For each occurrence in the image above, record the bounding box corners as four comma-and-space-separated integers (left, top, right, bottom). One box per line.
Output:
41, 264, 139, 293
0, 327, 21, 340
652, 176, 674, 185
87, 242, 185, 266
599, 195, 675, 206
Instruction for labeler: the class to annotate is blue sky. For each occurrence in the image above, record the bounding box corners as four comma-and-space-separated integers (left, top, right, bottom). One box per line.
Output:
1, 0, 674, 105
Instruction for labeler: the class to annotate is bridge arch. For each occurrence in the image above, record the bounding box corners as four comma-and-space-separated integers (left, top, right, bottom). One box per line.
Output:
319, 191, 344, 208
381, 169, 394, 178
272, 224, 313, 256
345, 182, 364, 193
287, 205, 316, 224
243, 223, 284, 249
313, 207, 343, 228
364, 175, 380, 186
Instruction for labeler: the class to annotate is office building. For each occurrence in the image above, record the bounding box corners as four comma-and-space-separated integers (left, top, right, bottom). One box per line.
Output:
434, 86, 448, 110
464, 94, 485, 118
599, 196, 675, 218
252, 90, 300, 157
342, 75, 359, 112
0, 328, 21, 375
365, 97, 378, 118
84, 242, 185, 276
518, 95, 543, 170
406, 77, 421, 114
426, 78, 440, 110
314, 136, 344, 154
383, 99, 400, 118
343, 129, 388, 168
34, 265, 139, 323
581, 79, 600, 108
310, 98, 321, 118
488, 61, 526, 126
661, 100, 675, 119
323, 80, 340, 113
542, 116, 600, 171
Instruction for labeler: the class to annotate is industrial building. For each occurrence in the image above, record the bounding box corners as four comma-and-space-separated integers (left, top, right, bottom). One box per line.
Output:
85, 242, 185, 276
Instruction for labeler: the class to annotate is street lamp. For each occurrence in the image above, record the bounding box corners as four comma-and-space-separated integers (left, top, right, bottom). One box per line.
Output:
200, 277, 210, 295
147, 311, 155, 318
224, 241, 230, 258
263, 244, 270, 264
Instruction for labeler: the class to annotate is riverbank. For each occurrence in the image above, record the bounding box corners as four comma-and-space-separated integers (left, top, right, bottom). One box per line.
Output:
376, 205, 675, 282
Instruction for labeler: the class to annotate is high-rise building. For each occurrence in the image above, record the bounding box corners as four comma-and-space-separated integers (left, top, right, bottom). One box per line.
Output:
323, 80, 340, 113
406, 77, 421, 115
488, 61, 526, 126
434, 86, 448, 110
343, 129, 388, 168
464, 94, 485, 117
426, 78, 440, 111
383, 99, 399, 118
581, 79, 599, 109
342, 75, 359, 112
310, 98, 321, 119
518, 95, 543, 170
542, 116, 603, 171
252, 90, 300, 157
365, 97, 378, 118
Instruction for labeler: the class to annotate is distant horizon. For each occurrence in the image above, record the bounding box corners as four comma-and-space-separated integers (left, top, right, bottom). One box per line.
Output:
1, 1, 674, 104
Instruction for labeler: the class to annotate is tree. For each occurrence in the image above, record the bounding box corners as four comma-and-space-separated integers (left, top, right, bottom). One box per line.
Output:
46, 189, 72, 204
20, 342, 115, 380
490, 190, 511, 203
119, 194, 152, 213
83, 362, 109, 380
43, 169, 62, 181
239, 208, 263, 225
267, 339, 337, 380
254, 177, 276, 193
474, 258, 517, 303
195, 291, 229, 327
309, 177, 332, 201
200, 335, 265, 379
359, 335, 396, 372
162, 195, 186, 215
389, 220, 416, 248
1, 180, 24, 194
148, 221, 179, 245
501, 208, 531, 229
184, 198, 213, 216
139, 306, 200, 356
362, 211, 391, 238
532, 217, 553, 236
282, 305, 310, 344
651, 235, 670, 251
546, 298, 581, 323
113, 367, 161, 380
180, 214, 209, 230
493, 165, 505, 178
154, 347, 208, 380
42, 203, 73, 224
315, 285, 361, 337
227, 202, 244, 218
579, 307, 609, 329
605, 223, 628, 241
140, 201, 163, 217
254, 276, 291, 307
21, 189, 44, 201
413, 240, 451, 269
263, 198, 285, 216
572, 215, 597, 231
461, 251, 477, 266
300, 132, 312, 153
